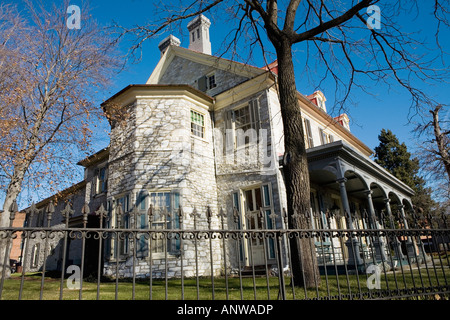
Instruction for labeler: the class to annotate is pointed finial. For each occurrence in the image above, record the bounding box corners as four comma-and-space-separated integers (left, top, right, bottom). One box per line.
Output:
96, 203, 108, 219
61, 202, 74, 222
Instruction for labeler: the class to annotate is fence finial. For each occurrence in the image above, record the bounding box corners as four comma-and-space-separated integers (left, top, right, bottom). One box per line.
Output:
61, 202, 74, 225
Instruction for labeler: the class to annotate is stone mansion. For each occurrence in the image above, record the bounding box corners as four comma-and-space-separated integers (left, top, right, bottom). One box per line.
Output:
23, 15, 415, 278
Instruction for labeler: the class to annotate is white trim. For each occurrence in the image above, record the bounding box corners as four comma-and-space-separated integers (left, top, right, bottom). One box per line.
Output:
214, 73, 273, 111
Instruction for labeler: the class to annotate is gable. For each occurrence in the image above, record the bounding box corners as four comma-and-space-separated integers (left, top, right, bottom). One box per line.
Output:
147, 46, 265, 97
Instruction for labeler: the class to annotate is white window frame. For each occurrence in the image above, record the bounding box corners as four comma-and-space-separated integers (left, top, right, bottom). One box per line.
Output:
110, 193, 130, 260
304, 118, 314, 148
319, 128, 331, 145
225, 99, 261, 150
190, 109, 205, 139
232, 183, 276, 262
142, 190, 181, 258
96, 165, 107, 194
206, 73, 217, 90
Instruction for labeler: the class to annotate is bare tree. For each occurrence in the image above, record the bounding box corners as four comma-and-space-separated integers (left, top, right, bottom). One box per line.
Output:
414, 104, 450, 201
0, 0, 121, 277
114, 0, 449, 288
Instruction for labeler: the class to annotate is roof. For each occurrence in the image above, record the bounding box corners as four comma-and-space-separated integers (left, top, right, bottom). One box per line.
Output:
101, 84, 214, 109
21, 180, 87, 212
147, 45, 265, 84
77, 147, 109, 167
306, 140, 414, 198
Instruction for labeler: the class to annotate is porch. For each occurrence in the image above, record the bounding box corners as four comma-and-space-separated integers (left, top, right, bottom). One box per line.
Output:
306, 140, 421, 272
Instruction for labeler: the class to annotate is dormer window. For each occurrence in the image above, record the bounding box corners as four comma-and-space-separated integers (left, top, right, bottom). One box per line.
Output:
307, 90, 327, 112
207, 74, 216, 89
334, 114, 351, 131
315, 92, 326, 112
317, 97, 326, 111
197, 73, 217, 92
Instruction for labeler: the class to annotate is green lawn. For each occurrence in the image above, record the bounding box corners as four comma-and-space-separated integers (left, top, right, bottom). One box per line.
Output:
1, 267, 449, 300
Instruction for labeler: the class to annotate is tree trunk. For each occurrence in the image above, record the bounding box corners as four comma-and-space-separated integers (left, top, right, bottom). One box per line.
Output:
275, 40, 320, 288
0, 164, 27, 279
431, 105, 450, 182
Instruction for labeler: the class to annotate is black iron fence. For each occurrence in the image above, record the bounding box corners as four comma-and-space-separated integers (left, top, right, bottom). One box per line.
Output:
0, 205, 449, 300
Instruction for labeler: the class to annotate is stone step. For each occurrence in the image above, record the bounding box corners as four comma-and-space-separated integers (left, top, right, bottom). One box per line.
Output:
240, 265, 268, 277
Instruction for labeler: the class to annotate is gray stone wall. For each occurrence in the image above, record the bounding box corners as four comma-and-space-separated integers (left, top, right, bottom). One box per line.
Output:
158, 56, 249, 96
105, 93, 223, 278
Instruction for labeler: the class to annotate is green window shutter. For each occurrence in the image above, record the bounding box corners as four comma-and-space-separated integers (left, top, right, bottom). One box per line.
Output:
198, 76, 207, 92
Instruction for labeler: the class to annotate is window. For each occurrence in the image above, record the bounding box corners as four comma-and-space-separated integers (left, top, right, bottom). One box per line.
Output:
147, 191, 181, 254
36, 211, 44, 227
304, 118, 314, 148
234, 105, 252, 133
224, 99, 260, 149
134, 191, 181, 256
207, 74, 216, 89
192, 32, 195, 42
111, 194, 130, 258
96, 166, 107, 194
319, 128, 330, 145
317, 97, 326, 111
197, 74, 217, 92
191, 110, 205, 138
319, 128, 335, 145
31, 244, 40, 268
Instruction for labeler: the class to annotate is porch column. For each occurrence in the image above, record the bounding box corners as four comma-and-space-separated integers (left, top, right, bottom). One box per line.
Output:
337, 178, 353, 228
384, 198, 404, 261
364, 190, 388, 262
337, 178, 363, 266
399, 204, 416, 260
410, 209, 431, 264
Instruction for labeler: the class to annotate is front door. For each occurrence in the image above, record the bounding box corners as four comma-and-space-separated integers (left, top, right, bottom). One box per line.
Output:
243, 187, 266, 266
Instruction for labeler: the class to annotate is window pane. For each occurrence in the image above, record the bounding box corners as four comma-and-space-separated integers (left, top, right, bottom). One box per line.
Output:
263, 185, 270, 206
245, 190, 253, 211
147, 191, 181, 254
191, 110, 205, 138
255, 188, 262, 211
234, 106, 251, 129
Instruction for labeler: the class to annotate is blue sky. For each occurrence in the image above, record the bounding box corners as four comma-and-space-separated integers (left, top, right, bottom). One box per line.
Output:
83, 0, 449, 153
5, 0, 450, 206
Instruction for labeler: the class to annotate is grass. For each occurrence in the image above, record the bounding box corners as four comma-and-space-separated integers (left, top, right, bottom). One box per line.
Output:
1, 266, 449, 300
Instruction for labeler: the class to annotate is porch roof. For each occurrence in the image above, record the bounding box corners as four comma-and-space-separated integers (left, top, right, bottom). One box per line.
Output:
306, 140, 415, 202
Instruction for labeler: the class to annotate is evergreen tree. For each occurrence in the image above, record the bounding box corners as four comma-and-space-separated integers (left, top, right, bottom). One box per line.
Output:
374, 129, 435, 215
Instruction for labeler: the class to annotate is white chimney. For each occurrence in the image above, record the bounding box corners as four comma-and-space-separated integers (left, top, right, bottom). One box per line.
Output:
158, 34, 181, 56
187, 15, 211, 55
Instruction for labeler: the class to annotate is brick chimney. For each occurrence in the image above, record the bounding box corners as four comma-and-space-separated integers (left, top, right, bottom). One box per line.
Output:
187, 15, 211, 55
